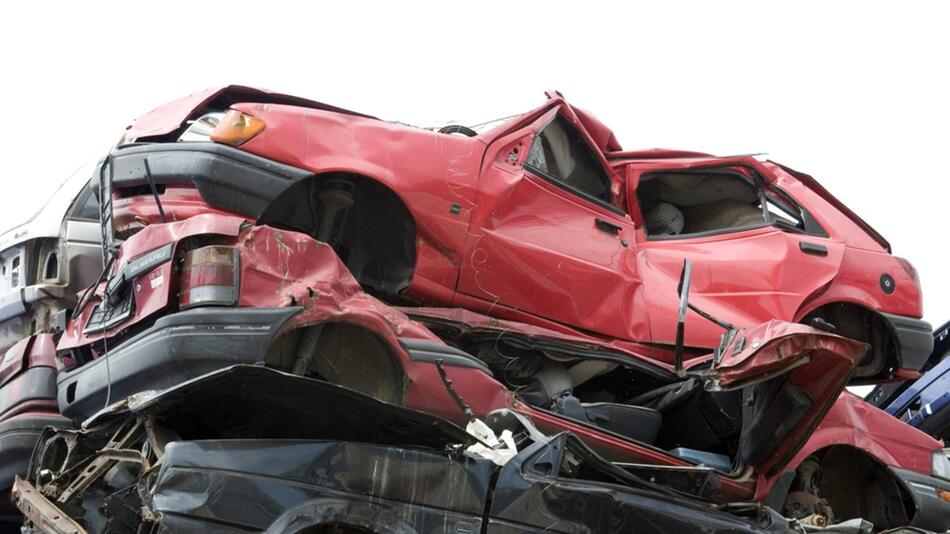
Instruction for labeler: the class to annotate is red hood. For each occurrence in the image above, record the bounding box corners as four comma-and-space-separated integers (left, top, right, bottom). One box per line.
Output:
123, 85, 377, 143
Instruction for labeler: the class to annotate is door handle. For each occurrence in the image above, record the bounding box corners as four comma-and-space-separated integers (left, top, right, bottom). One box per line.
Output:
799, 241, 828, 256
595, 218, 622, 236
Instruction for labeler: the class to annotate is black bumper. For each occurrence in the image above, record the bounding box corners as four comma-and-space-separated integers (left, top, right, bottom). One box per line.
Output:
57, 306, 301, 422
891, 467, 950, 531
106, 142, 314, 219
881, 312, 934, 372
0, 414, 71, 490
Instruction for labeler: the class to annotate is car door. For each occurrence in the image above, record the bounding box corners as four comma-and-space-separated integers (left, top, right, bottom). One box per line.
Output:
625, 158, 845, 348
458, 106, 647, 341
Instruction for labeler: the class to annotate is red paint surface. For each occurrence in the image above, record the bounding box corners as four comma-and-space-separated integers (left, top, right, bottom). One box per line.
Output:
119, 88, 924, 371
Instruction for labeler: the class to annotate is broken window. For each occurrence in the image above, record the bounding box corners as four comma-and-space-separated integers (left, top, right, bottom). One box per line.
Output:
638, 169, 808, 238
526, 116, 613, 204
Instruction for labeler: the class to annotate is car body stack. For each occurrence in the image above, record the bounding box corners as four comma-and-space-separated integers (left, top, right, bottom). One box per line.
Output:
0, 86, 947, 533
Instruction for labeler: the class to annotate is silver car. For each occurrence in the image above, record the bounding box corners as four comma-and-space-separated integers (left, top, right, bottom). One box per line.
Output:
0, 165, 102, 352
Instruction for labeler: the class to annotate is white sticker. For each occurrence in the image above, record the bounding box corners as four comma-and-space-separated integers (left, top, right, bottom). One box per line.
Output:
150, 273, 164, 289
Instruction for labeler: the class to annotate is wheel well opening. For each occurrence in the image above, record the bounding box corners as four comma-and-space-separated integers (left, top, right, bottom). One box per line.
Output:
801, 303, 898, 380
265, 322, 406, 405
783, 446, 914, 529
258, 173, 416, 301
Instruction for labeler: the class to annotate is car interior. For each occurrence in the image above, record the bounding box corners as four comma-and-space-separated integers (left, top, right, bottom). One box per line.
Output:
637, 169, 805, 238
419, 320, 808, 474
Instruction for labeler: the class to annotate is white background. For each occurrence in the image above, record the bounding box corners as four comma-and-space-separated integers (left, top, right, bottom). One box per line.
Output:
1, 1, 947, 324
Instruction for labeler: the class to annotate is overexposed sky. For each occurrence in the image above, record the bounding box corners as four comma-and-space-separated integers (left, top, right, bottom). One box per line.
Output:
1, 1, 948, 324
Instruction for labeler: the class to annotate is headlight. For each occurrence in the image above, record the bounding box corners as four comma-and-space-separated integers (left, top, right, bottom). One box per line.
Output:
178, 111, 224, 142
933, 450, 950, 480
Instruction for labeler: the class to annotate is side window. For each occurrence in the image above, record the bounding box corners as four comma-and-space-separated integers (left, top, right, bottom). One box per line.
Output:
761, 188, 805, 231
525, 116, 612, 203
69, 183, 100, 222
638, 171, 766, 237
637, 169, 817, 238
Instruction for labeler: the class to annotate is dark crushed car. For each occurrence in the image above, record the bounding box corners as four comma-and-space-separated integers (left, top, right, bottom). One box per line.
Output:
13, 365, 813, 534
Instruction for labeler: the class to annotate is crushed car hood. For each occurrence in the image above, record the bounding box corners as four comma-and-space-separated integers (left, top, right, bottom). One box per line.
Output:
123, 85, 378, 143
89, 364, 476, 451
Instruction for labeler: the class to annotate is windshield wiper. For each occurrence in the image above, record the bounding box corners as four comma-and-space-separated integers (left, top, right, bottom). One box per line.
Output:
143, 158, 167, 223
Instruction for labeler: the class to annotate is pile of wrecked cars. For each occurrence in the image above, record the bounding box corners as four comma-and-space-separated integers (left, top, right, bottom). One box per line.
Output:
0, 85, 946, 533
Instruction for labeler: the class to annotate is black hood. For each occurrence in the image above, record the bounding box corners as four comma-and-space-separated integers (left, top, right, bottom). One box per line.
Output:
91, 364, 475, 451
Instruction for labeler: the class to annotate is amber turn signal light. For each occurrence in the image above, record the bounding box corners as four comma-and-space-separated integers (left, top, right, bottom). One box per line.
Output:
210, 109, 265, 146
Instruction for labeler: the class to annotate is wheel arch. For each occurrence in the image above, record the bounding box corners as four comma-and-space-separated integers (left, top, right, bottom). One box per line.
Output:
796, 300, 900, 380
259, 171, 418, 299
264, 319, 409, 405
774, 444, 916, 529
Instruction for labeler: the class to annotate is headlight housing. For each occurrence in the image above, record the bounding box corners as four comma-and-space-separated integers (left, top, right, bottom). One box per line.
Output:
178, 112, 224, 142
933, 450, 950, 480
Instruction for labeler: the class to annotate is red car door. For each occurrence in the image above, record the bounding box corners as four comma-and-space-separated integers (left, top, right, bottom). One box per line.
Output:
625, 158, 845, 349
457, 106, 648, 341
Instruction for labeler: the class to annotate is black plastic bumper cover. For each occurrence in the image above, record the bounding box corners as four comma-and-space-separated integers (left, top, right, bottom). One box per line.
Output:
890, 467, 950, 531
881, 312, 934, 372
105, 142, 314, 219
57, 306, 301, 422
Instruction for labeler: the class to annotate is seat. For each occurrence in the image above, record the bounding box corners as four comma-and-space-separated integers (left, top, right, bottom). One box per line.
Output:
553, 394, 662, 445
582, 402, 662, 445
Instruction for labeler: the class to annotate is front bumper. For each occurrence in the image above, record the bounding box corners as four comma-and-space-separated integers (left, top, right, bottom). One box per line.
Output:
891, 467, 950, 531
881, 312, 934, 373
57, 306, 301, 422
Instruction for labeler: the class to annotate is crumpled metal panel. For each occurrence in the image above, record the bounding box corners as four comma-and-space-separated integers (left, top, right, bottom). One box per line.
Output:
150, 440, 493, 532
57, 214, 246, 351
774, 391, 941, 498
123, 85, 376, 142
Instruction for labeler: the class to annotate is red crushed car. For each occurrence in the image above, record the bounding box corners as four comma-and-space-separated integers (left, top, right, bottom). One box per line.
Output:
105, 85, 930, 383
0, 334, 70, 525
52, 210, 950, 530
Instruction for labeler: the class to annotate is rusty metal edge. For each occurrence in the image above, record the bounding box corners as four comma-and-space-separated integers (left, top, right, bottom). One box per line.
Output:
12, 476, 87, 534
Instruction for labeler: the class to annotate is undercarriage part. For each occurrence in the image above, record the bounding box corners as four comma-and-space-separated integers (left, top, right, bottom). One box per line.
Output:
797, 513, 828, 527
258, 173, 416, 299
784, 490, 834, 525
12, 477, 87, 534
265, 322, 406, 404
801, 303, 896, 379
